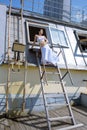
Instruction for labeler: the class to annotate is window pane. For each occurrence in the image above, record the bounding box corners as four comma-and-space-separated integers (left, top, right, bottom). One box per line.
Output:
58, 30, 67, 46
50, 28, 60, 44
49, 27, 68, 47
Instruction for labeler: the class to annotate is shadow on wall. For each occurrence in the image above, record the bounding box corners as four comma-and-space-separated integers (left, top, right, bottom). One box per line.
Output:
0, 65, 42, 113
6, 74, 42, 113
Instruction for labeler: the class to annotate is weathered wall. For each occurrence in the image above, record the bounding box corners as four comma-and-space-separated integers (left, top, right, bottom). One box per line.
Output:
0, 65, 87, 112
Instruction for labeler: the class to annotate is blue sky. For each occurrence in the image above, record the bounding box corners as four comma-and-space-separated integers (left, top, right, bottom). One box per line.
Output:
71, 0, 87, 22
0, 0, 44, 13
71, 0, 87, 9
0, 0, 87, 16
0, 0, 87, 9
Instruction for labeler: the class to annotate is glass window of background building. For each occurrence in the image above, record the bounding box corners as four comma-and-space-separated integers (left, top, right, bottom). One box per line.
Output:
1, 0, 87, 26
44, 0, 63, 20
0, 0, 71, 21
44, 0, 71, 21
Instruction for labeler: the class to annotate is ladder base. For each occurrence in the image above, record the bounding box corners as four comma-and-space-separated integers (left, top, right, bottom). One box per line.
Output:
56, 123, 84, 130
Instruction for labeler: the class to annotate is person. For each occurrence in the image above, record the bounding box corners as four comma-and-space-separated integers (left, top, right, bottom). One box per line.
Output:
32, 29, 58, 66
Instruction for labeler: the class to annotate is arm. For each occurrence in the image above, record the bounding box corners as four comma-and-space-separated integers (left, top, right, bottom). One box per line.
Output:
32, 35, 37, 48
44, 36, 48, 43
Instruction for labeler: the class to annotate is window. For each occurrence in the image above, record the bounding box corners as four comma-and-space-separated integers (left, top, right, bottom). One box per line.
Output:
26, 22, 47, 44
74, 30, 87, 53
78, 34, 87, 53
29, 26, 46, 42
49, 27, 68, 48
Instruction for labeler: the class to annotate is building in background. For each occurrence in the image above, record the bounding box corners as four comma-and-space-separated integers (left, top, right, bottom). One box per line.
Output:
44, 0, 71, 22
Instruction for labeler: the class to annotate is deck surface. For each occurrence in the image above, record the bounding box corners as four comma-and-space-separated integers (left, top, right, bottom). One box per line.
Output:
0, 106, 87, 130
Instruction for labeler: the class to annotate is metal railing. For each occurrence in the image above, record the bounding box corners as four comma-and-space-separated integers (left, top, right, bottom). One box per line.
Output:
0, 0, 87, 27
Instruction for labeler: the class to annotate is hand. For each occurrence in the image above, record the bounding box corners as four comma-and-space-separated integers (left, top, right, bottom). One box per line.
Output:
31, 46, 33, 49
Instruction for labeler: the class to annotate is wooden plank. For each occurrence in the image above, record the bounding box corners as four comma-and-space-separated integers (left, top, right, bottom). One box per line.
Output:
12, 120, 20, 130
0, 106, 86, 130
29, 112, 46, 130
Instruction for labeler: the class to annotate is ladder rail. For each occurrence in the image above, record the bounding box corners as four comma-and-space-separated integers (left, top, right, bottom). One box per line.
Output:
20, 0, 27, 111
56, 43, 74, 85
56, 64, 76, 125
51, 43, 74, 85
6, 0, 12, 113
36, 52, 51, 130
54, 26, 74, 85
43, 64, 48, 85
22, 61, 27, 111
61, 47, 74, 85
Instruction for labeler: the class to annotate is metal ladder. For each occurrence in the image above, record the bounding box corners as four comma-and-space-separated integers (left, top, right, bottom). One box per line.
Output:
6, 0, 27, 113
36, 51, 83, 130
51, 44, 74, 87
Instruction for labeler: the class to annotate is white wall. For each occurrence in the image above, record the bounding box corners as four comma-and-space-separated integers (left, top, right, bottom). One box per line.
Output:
56, 25, 87, 69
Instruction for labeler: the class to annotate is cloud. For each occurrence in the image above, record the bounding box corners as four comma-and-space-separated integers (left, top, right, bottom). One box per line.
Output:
75, 10, 82, 21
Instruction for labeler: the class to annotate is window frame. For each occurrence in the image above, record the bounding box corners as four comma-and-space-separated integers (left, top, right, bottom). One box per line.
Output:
49, 27, 69, 48
26, 21, 48, 44
74, 30, 87, 53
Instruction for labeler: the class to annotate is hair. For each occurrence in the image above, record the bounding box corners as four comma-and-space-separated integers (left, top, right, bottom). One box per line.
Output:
39, 28, 43, 31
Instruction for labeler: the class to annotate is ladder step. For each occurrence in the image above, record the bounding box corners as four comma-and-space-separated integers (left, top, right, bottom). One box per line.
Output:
46, 81, 66, 85
45, 72, 59, 75
49, 116, 72, 121
56, 123, 84, 130
47, 81, 61, 84
44, 93, 64, 98
46, 103, 68, 107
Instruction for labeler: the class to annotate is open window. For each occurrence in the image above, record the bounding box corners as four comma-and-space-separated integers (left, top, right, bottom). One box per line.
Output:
26, 21, 48, 45
74, 30, 87, 53
78, 34, 87, 52
49, 27, 68, 48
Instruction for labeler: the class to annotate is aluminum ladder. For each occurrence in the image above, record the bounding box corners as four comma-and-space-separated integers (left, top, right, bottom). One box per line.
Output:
36, 51, 83, 130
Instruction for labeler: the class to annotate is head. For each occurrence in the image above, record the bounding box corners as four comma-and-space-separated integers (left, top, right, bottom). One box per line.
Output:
39, 29, 43, 35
